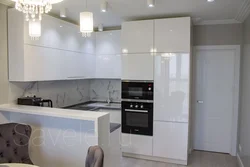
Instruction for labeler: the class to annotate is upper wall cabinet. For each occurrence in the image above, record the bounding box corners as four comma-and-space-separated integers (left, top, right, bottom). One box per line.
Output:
121, 20, 154, 54
154, 17, 191, 53
95, 30, 121, 79
24, 15, 95, 55
96, 30, 121, 55
8, 9, 96, 81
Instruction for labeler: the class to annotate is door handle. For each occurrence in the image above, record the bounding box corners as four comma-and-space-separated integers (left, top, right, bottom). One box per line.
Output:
197, 100, 204, 104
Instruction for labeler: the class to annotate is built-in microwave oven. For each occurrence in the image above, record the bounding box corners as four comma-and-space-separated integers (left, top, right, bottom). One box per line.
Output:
122, 101, 153, 136
122, 81, 153, 100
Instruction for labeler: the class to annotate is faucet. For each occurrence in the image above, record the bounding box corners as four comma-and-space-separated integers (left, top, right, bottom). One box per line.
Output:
107, 90, 112, 105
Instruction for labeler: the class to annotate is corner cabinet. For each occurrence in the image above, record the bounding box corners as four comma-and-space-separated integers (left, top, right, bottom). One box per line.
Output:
121, 20, 154, 54
95, 30, 121, 79
154, 17, 191, 53
8, 9, 96, 82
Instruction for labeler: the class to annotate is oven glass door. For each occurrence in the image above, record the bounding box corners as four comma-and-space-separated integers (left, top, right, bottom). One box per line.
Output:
122, 82, 153, 100
122, 102, 153, 136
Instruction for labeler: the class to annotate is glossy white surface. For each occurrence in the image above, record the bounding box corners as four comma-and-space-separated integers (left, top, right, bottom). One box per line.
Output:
24, 15, 96, 55
8, 9, 96, 82
153, 121, 188, 161
0, 104, 108, 121
99, 109, 121, 124
110, 128, 122, 167
96, 30, 121, 55
155, 17, 191, 53
122, 54, 154, 80
121, 20, 154, 53
122, 134, 153, 156
154, 53, 190, 122
95, 54, 121, 79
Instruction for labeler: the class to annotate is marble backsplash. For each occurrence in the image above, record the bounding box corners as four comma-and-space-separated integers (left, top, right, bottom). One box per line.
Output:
8, 79, 121, 108
9, 80, 90, 108
90, 79, 121, 103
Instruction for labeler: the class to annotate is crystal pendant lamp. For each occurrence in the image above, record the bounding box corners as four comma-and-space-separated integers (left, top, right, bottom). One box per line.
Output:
12, 0, 64, 21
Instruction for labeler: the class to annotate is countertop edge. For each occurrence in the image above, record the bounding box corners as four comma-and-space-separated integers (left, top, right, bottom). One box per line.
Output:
0, 104, 109, 121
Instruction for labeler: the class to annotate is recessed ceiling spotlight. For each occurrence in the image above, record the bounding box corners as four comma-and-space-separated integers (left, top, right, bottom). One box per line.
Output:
101, 1, 108, 12
147, 0, 155, 7
207, 0, 215, 2
60, 8, 67, 18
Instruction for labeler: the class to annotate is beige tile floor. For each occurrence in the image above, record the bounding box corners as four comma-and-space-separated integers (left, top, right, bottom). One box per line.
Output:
121, 151, 239, 167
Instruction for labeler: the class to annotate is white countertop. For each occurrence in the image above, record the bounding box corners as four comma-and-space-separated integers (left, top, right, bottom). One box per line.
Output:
0, 104, 109, 121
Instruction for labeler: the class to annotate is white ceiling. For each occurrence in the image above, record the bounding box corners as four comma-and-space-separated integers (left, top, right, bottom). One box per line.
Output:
1, 0, 250, 27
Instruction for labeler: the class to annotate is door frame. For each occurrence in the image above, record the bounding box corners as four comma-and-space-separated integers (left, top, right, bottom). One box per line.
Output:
192, 45, 240, 156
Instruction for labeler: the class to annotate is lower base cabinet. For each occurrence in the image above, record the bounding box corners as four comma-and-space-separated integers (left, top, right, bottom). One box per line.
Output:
122, 134, 153, 156
153, 121, 188, 161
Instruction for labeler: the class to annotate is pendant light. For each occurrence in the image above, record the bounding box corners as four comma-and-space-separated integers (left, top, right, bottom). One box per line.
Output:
80, 0, 94, 37
29, 20, 41, 40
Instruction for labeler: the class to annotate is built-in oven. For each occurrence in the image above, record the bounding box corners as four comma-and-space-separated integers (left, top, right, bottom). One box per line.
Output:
122, 101, 153, 136
122, 81, 153, 100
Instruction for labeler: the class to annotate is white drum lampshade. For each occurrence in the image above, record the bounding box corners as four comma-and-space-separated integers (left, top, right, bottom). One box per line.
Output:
80, 12, 93, 37
29, 20, 41, 40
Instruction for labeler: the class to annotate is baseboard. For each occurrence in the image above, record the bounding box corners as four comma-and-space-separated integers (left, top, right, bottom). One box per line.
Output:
122, 152, 187, 165
237, 153, 244, 167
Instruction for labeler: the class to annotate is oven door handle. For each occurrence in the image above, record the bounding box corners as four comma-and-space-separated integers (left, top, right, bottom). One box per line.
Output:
124, 109, 148, 113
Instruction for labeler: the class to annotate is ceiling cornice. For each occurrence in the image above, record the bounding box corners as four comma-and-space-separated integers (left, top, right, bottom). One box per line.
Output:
235, 0, 250, 22
194, 19, 241, 26
0, 0, 14, 6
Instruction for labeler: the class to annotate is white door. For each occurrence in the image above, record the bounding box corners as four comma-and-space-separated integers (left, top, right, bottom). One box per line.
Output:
193, 47, 239, 154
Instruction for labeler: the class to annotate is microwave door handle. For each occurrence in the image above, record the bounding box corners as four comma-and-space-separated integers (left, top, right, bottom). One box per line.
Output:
124, 109, 148, 113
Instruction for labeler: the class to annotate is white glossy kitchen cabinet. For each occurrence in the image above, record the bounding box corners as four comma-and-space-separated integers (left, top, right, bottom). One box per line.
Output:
154, 53, 190, 122
95, 30, 121, 79
154, 17, 191, 53
95, 54, 121, 79
8, 9, 95, 81
96, 30, 121, 55
99, 109, 121, 124
121, 20, 154, 53
24, 15, 96, 55
122, 134, 153, 156
153, 121, 188, 162
122, 54, 154, 80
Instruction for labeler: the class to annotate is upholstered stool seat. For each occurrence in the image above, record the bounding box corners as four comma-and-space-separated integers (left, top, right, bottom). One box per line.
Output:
85, 146, 104, 167
0, 123, 33, 165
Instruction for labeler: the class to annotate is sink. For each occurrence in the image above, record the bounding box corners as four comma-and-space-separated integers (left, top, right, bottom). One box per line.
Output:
66, 102, 121, 111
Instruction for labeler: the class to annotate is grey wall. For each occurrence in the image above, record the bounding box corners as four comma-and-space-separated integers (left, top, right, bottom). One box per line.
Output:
0, 4, 9, 104
238, 15, 250, 167
193, 24, 243, 46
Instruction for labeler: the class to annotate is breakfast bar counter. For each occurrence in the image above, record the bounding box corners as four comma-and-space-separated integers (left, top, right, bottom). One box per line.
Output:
0, 104, 119, 167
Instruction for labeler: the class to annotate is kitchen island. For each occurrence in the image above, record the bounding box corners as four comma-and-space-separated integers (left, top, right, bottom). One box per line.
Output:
0, 104, 120, 167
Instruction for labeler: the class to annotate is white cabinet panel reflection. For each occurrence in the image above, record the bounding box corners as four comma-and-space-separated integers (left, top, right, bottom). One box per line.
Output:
154, 53, 190, 122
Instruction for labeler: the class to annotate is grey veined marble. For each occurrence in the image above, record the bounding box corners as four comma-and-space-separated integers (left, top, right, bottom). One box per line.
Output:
9, 79, 121, 108
9, 80, 90, 108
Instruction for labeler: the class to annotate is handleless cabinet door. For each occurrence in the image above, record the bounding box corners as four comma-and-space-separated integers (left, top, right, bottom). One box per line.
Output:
153, 121, 188, 161
96, 30, 121, 55
155, 17, 191, 53
121, 20, 154, 54
122, 134, 153, 156
122, 54, 154, 80
154, 53, 190, 122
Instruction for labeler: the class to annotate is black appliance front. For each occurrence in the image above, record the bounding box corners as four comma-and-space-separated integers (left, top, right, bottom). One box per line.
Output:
122, 101, 153, 136
122, 81, 153, 100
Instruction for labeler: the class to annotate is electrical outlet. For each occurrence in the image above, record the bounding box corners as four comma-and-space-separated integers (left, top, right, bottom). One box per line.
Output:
239, 144, 242, 153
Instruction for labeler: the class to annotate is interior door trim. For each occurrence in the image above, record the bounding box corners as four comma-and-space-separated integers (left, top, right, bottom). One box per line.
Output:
192, 45, 240, 156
